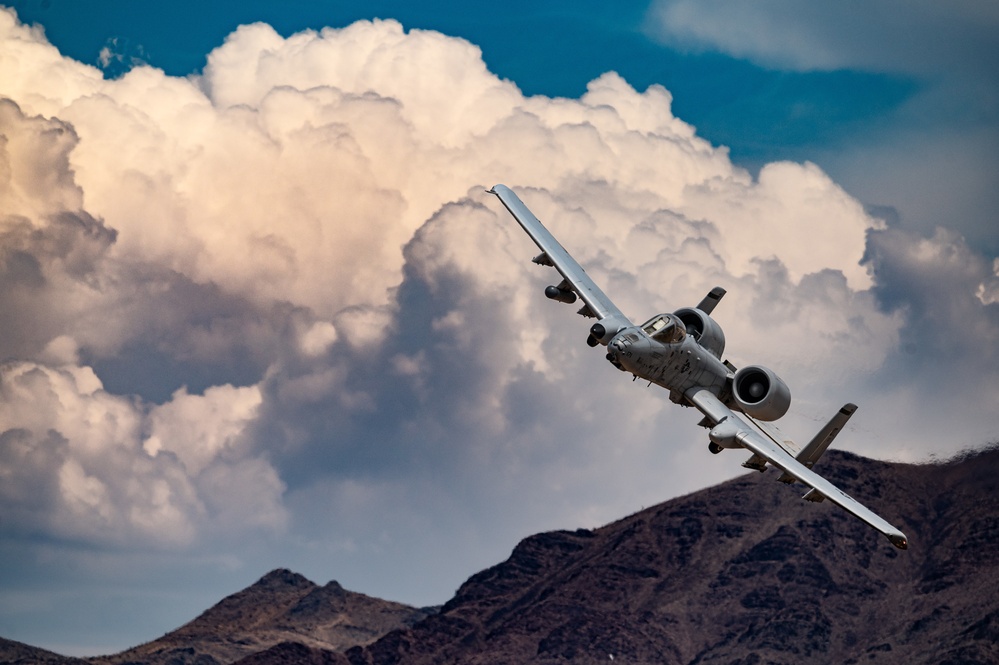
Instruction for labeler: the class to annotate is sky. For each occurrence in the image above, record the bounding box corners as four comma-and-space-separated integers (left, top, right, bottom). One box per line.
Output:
0, 0, 997, 656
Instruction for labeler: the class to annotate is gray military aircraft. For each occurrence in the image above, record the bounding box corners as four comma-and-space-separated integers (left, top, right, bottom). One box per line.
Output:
489, 183, 908, 550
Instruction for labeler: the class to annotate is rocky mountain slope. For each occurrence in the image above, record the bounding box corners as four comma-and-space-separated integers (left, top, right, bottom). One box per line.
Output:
0, 637, 89, 665
4, 446, 998, 665
90, 569, 430, 665
347, 447, 999, 665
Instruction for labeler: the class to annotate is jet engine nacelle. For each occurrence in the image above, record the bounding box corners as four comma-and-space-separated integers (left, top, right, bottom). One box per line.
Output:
732, 365, 791, 421
673, 307, 726, 359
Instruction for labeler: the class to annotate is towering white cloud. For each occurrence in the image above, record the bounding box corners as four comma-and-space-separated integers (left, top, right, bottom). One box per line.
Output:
0, 360, 276, 546
0, 7, 996, 648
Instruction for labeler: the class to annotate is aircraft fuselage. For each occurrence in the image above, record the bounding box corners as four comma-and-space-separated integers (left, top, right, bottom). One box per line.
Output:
605, 317, 730, 401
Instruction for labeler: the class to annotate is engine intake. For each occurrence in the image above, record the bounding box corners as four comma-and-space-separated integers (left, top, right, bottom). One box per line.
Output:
732, 365, 791, 421
673, 307, 726, 359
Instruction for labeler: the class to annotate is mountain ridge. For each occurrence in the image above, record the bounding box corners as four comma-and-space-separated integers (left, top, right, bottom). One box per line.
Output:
4, 446, 998, 665
85, 568, 430, 665
346, 447, 998, 664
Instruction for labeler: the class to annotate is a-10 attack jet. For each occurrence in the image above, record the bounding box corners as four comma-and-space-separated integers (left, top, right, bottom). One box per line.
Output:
489, 184, 907, 550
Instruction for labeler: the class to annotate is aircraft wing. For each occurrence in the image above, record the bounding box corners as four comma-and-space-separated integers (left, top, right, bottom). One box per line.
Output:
488, 184, 630, 324
686, 387, 908, 550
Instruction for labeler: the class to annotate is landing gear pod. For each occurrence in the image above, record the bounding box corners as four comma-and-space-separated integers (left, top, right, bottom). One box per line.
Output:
588, 315, 630, 346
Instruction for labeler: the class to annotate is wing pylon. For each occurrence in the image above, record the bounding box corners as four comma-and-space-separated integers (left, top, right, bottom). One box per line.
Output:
799, 403, 857, 469
741, 404, 857, 481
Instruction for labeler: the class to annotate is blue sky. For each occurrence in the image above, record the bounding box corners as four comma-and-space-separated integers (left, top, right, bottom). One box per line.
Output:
1, 0, 997, 656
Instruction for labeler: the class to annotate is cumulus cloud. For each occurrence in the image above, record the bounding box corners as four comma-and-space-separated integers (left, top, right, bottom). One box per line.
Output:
0, 5, 996, 640
845, 226, 999, 458
0, 356, 282, 545
0, 78, 285, 550
0, 98, 116, 362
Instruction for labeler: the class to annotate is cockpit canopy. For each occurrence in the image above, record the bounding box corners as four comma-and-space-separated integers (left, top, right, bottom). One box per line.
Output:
642, 313, 686, 344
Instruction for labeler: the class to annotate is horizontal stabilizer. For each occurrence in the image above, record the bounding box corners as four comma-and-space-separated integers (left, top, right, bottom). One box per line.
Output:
798, 403, 857, 469
696, 287, 727, 315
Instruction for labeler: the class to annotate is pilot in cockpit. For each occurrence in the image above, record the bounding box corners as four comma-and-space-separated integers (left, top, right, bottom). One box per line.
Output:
643, 313, 687, 344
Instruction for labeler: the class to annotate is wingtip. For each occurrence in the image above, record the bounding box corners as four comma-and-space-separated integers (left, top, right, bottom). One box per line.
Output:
888, 533, 908, 550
